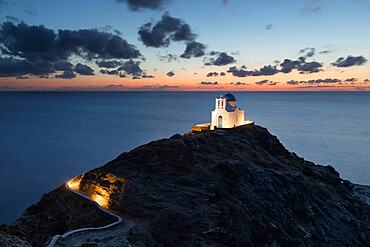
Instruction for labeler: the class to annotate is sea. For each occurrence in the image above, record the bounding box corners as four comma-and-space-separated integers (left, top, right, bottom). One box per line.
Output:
0, 91, 369, 224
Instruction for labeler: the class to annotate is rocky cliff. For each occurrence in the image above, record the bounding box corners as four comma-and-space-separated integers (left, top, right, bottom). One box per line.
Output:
5, 124, 370, 246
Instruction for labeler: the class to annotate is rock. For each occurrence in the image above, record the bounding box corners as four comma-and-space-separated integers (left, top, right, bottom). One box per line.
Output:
7, 124, 370, 247
0, 231, 32, 247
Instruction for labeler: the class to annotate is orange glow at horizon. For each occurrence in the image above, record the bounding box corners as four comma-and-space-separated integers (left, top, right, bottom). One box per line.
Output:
1, 70, 370, 91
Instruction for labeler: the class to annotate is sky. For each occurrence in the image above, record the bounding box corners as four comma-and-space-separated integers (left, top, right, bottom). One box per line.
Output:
0, 0, 370, 91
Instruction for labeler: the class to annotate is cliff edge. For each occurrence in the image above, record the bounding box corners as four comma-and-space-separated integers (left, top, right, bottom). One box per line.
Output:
5, 124, 370, 246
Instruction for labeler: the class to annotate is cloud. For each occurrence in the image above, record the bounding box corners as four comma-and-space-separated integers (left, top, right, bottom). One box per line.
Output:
200, 81, 218, 85
331, 55, 367, 67
286, 78, 341, 85
157, 85, 179, 89
180, 41, 206, 59
118, 59, 143, 77
116, 0, 168, 11
280, 57, 322, 74
220, 72, 225, 76
95, 60, 122, 68
54, 60, 74, 71
0, 57, 54, 77
298, 85, 336, 89
138, 13, 196, 48
142, 74, 154, 78
287, 80, 299, 85
299, 47, 315, 57
0, 21, 141, 78
227, 65, 279, 77
207, 72, 218, 77
0, 21, 141, 61
319, 50, 333, 54
344, 78, 357, 82
104, 84, 123, 89
255, 80, 269, 85
100, 69, 119, 75
166, 71, 175, 77
265, 24, 273, 30
55, 71, 76, 79
5, 16, 19, 22
205, 52, 235, 66
75, 63, 95, 75
233, 82, 246, 86
158, 53, 178, 62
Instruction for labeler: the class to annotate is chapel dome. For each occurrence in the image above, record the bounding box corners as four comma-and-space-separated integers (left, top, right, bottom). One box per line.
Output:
224, 92, 236, 101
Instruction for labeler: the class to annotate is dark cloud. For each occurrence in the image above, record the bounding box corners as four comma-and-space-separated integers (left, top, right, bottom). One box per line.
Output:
234, 82, 246, 86
255, 80, 269, 85
116, 0, 168, 11
265, 24, 273, 30
95, 60, 122, 68
0, 57, 54, 77
319, 50, 333, 54
0, 21, 141, 62
298, 61, 322, 73
173, 23, 195, 41
166, 71, 175, 77
158, 53, 178, 62
298, 85, 336, 89
54, 60, 73, 71
287, 80, 299, 85
0, 21, 141, 78
286, 78, 341, 85
104, 84, 123, 89
280, 57, 322, 74
55, 71, 76, 79
142, 74, 154, 78
205, 52, 235, 66
16, 75, 29, 79
299, 47, 315, 57
100, 69, 119, 75
220, 72, 226, 76
344, 78, 357, 82
200, 81, 218, 85
118, 59, 143, 76
138, 13, 196, 48
331, 55, 367, 67
207, 72, 218, 77
180, 41, 206, 59
228, 56, 324, 78
5, 16, 19, 22
157, 85, 179, 89
227, 65, 279, 77
75, 63, 95, 75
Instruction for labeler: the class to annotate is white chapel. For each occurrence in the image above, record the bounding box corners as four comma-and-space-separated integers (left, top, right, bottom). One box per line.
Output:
191, 92, 252, 132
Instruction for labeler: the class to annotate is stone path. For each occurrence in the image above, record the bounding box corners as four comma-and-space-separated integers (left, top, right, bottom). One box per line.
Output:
47, 183, 123, 247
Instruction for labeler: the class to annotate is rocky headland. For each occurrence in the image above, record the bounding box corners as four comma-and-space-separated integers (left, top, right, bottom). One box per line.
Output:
2, 124, 369, 246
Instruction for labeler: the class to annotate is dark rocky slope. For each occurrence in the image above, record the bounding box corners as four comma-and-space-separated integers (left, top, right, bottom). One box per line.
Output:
7, 124, 370, 246
2, 185, 117, 246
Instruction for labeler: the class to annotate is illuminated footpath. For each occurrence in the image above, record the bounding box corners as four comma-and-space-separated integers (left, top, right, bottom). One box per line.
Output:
47, 179, 122, 247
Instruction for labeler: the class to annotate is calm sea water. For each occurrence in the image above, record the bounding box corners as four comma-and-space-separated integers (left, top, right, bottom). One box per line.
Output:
0, 91, 369, 224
